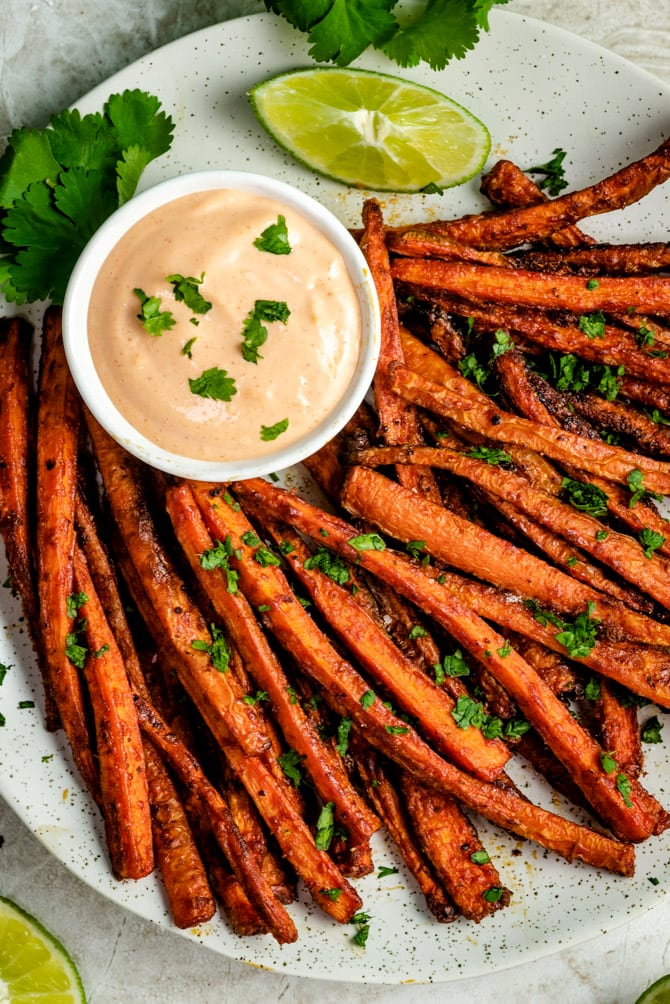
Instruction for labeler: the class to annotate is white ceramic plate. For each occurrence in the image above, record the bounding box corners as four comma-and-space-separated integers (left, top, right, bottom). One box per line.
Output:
2, 9, 670, 986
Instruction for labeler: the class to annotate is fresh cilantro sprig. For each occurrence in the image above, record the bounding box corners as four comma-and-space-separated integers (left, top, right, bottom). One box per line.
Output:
264, 0, 512, 71
525, 147, 569, 196
0, 89, 174, 304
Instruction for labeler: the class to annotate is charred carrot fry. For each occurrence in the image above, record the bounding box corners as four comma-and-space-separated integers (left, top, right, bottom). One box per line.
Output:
513, 243, 670, 276
75, 493, 216, 927
389, 362, 670, 495
247, 508, 511, 781
350, 442, 670, 613
0, 317, 59, 729
413, 296, 670, 387
164, 481, 379, 847
593, 678, 643, 781
567, 393, 670, 457
36, 307, 97, 796
399, 773, 511, 923
416, 134, 670, 249
86, 416, 269, 758
353, 742, 458, 923
72, 548, 154, 879
361, 199, 441, 503
133, 695, 299, 945
387, 230, 511, 266
479, 158, 594, 247
234, 477, 665, 844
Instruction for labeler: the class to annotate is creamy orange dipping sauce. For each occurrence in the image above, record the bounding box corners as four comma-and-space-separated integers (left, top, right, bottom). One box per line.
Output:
87, 189, 362, 461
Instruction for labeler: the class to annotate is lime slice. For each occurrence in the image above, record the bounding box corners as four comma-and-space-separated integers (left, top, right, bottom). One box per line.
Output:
636, 974, 670, 1004
0, 896, 86, 1003
249, 67, 490, 193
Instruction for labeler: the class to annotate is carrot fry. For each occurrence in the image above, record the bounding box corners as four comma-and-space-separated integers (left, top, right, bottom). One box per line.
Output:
0, 317, 59, 729
351, 442, 670, 613
387, 229, 512, 266
361, 199, 441, 503
513, 243, 670, 276
234, 477, 664, 843
75, 493, 216, 927
389, 360, 670, 494
72, 547, 154, 879
479, 158, 594, 247
353, 743, 459, 923
133, 695, 298, 944
415, 135, 670, 249
36, 307, 98, 796
393, 257, 670, 317
567, 392, 670, 457
399, 772, 511, 922
164, 480, 380, 847
593, 678, 643, 780
86, 416, 269, 758
247, 507, 511, 781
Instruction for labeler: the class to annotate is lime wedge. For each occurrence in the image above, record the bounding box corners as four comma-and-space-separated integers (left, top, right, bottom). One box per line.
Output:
636, 974, 670, 1004
249, 67, 490, 193
0, 896, 86, 1003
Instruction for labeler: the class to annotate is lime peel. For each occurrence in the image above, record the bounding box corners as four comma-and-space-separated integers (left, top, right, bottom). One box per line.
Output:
249, 67, 490, 193
636, 973, 670, 1004
0, 896, 86, 1003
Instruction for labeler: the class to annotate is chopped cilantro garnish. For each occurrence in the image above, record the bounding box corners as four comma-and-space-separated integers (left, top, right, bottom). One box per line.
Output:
360, 690, 375, 709
470, 849, 490, 865
616, 772, 633, 808
641, 716, 663, 744
600, 750, 617, 774
188, 366, 237, 401
526, 147, 568, 196
243, 689, 270, 706
181, 335, 197, 358
526, 599, 600, 658
260, 418, 289, 441
315, 801, 336, 850
578, 310, 606, 339
627, 469, 664, 508
277, 747, 305, 786
377, 865, 399, 878
254, 545, 282, 567
253, 214, 291, 255
241, 298, 290, 364
434, 649, 469, 684
349, 533, 385, 552
167, 272, 212, 315
304, 547, 351, 586
199, 538, 240, 593
66, 592, 88, 619
483, 886, 505, 903
191, 624, 231, 673
560, 477, 609, 518
464, 445, 512, 466
350, 912, 371, 947
320, 887, 343, 900
408, 624, 427, 640
134, 287, 176, 335
639, 527, 666, 558
336, 716, 353, 756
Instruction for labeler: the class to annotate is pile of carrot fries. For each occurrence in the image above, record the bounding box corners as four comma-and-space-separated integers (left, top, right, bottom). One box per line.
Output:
2, 133, 670, 945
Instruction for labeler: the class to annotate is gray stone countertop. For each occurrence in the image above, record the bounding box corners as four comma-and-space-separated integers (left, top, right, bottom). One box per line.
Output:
1, 2, 670, 1001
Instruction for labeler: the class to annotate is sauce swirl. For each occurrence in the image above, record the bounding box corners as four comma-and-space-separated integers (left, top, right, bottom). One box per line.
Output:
87, 189, 362, 461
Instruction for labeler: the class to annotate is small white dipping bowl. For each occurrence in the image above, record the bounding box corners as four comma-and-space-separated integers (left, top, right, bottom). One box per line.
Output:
63, 170, 380, 481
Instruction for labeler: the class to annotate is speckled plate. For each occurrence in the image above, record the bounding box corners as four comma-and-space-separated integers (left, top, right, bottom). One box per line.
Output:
2, 9, 670, 986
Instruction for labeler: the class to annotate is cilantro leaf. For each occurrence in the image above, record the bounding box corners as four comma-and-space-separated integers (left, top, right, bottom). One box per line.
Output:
315, 801, 336, 850
526, 147, 569, 197
168, 272, 212, 315
382, 0, 480, 70
309, 0, 396, 66
0, 88, 174, 304
189, 367, 238, 402
253, 215, 292, 255
304, 546, 351, 585
260, 418, 289, 441
134, 287, 176, 336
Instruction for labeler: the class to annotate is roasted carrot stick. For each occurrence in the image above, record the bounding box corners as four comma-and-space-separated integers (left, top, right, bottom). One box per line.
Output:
593, 678, 643, 781
479, 157, 594, 247
415, 134, 670, 249
390, 362, 670, 495
234, 478, 665, 844
86, 416, 269, 758
71, 548, 154, 879
0, 316, 59, 729
164, 480, 380, 847
36, 307, 97, 796
353, 742, 458, 923
399, 772, 511, 923
351, 442, 670, 613
133, 695, 299, 945
361, 199, 441, 504
393, 258, 670, 316
75, 493, 216, 927
247, 508, 510, 781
